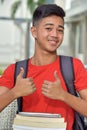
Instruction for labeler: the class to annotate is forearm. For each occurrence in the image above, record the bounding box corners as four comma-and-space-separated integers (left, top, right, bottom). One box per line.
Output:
0, 88, 18, 112
62, 91, 87, 117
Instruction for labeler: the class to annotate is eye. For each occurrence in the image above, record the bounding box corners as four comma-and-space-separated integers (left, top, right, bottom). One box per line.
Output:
46, 27, 52, 31
57, 29, 64, 34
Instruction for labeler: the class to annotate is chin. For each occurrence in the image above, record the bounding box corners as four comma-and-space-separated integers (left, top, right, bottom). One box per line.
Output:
47, 49, 56, 53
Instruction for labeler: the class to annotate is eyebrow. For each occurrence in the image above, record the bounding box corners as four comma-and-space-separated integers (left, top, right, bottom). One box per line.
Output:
44, 23, 64, 29
59, 25, 64, 29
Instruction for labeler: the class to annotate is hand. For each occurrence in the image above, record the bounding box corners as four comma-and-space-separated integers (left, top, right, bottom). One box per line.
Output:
42, 71, 65, 100
13, 67, 36, 97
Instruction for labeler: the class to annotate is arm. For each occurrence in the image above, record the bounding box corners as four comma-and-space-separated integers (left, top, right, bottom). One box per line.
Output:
42, 71, 87, 117
60, 88, 87, 117
0, 87, 18, 112
0, 68, 36, 112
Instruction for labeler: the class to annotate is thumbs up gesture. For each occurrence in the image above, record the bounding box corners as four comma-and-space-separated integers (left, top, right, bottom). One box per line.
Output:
13, 67, 36, 98
42, 71, 65, 100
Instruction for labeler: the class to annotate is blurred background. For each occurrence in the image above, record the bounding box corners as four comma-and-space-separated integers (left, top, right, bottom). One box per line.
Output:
0, 0, 87, 74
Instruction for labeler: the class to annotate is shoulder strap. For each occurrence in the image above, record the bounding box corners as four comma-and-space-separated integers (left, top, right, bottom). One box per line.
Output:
60, 55, 86, 130
59, 55, 77, 96
14, 59, 29, 113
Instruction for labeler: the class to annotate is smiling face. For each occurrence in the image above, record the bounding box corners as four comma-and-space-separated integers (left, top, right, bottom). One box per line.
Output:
31, 15, 64, 54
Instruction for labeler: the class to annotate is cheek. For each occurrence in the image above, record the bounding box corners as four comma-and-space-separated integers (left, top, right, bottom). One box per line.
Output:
37, 31, 47, 40
59, 34, 64, 41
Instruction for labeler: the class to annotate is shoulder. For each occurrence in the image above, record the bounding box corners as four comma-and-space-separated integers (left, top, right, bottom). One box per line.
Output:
59, 55, 84, 68
0, 63, 16, 79
61, 55, 85, 69
59, 55, 86, 76
71, 57, 87, 91
72, 57, 85, 72
72, 57, 84, 65
64, 56, 86, 75
1, 58, 29, 76
0, 63, 16, 88
4, 63, 15, 73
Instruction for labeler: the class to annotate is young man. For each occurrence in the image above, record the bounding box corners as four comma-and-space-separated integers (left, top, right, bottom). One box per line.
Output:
0, 4, 87, 130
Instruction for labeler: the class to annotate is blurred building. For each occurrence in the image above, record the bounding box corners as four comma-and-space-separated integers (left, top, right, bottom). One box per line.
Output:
64, 0, 87, 65
0, 0, 28, 69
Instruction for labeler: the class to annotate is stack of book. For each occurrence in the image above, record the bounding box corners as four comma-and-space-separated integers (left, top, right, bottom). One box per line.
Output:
13, 112, 67, 130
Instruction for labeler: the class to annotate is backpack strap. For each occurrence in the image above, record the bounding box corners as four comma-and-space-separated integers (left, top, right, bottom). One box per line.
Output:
59, 55, 77, 96
14, 59, 29, 113
59, 55, 85, 130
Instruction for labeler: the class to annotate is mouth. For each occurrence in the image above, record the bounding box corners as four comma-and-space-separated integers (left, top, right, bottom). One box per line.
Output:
48, 40, 58, 46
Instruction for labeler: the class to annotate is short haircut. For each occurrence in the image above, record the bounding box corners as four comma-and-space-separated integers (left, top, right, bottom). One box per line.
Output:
32, 4, 65, 26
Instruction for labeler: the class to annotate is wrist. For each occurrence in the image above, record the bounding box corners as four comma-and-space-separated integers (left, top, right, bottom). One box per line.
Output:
10, 87, 20, 99
60, 90, 68, 102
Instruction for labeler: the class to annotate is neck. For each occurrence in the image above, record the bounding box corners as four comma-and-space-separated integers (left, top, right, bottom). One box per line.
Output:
31, 42, 58, 66
31, 52, 57, 66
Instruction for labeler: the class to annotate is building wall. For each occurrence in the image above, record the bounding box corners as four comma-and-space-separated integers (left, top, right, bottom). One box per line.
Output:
0, 0, 30, 69
64, 0, 87, 65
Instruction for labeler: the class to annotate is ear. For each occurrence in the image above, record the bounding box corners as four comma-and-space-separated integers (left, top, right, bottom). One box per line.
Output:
31, 26, 37, 38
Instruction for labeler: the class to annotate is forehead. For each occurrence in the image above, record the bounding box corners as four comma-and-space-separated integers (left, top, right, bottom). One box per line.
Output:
38, 15, 64, 27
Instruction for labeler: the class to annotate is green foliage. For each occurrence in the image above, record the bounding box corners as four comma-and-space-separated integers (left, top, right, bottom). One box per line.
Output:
11, 0, 21, 18
0, 0, 4, 3
0, 69, 3, 75
27, 0, 45, 15
37, 0, 45, 5
10, 0, 45, 18
0, 0, 45, 18
27, 0, 36, 15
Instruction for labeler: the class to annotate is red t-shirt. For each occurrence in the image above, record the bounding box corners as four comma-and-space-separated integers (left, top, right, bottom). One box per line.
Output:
0, 56, 87, 130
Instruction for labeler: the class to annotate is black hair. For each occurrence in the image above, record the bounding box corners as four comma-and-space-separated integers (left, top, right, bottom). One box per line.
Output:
32, 4, 65, 26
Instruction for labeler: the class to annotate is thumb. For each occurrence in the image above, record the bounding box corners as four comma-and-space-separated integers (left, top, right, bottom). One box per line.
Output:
18, 67, 24, 79
54, 71, 59, 81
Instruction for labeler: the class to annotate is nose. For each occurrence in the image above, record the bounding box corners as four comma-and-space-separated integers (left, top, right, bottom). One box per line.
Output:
51, 29, 58, 37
